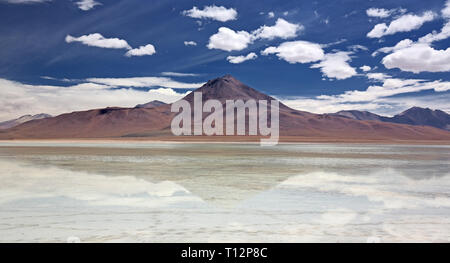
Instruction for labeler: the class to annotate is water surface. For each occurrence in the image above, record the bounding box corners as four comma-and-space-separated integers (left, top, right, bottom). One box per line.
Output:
0, 142, 449, 242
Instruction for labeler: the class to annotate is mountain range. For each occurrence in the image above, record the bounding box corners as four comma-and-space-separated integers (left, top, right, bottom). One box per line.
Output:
0, 75, 449, 142
334, 107, 450, 131
0, 114, 51, 130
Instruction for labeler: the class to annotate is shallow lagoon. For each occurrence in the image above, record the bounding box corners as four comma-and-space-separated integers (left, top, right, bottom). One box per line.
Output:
0, 142, 449, 242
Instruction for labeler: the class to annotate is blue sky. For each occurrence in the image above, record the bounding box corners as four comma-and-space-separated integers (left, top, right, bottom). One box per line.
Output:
0, 0, 449, 121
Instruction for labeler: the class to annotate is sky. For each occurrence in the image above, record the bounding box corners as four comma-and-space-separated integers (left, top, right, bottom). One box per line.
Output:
0, 0, 449, 121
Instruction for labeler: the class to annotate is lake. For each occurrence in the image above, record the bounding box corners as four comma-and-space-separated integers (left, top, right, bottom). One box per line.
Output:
0, 142, 449, 242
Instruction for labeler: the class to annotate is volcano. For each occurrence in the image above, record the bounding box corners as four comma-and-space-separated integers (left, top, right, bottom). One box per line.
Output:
0, 75, 449, 142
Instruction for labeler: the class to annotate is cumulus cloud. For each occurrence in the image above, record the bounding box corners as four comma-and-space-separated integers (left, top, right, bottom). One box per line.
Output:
367, 11, 436, 38
226, 52, 257, 64
372, 38, 414, 56
66, 33, 156, 57
184, 41, 197, 46
252, 18, 303, 40
0, 78, 194, 121
147, 87, 190, 101
75, 0, 101, 11
367, 23, 389, 38
374, 2, 450, 72
366, 8, 406, 18
207, 27, 253, 51
311, 52, 357, 80
366, 8, 394, 18
261, 40, 324, 64
261, 41, 358, 79
86, 77, 204, 89
443, 0, 450, 19
382, 43, 450, 73
182, 5, 237, 22
268, 11, 275, 18
65, 33, 131, 50
206, 19, 302, 52
360, 65, 371, 72
418, 21, 450, 43
125, 44, 156, 57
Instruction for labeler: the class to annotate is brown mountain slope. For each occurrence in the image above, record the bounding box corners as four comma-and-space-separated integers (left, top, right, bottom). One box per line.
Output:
1, 75, 449, 141
0, 113, 51, 130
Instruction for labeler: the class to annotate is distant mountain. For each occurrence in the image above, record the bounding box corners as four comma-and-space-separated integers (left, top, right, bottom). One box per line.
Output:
390, 107, 450, 130
334, 110, 382, 121
0, 75, 449, 141
135, 100, 167, 109
335, 107, 450, 131
0, 113, 51, 130
183, 74, 278, 104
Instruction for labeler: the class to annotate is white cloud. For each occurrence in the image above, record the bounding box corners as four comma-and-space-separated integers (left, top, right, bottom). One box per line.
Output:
0, 78, 193, 121
367, 11, 436, 38
268, 11, 275, 18
280, 76, 450, 115
252, 18, 303, 40
184, 41, 197, 46
147, 88, 190, 102
182, 5, 237, 22
160, 72, 200, 77
418, 21, 450, 43
367, 23, 388, 38
262, 41, 358, 80
319, 77, 450, 103
348, 44, 368, 52
261, 40, 324, 64
226, 52, 257, 64
206, 19, 302, 52
125, 44, 156, 57
207, 27, 253, 51
382, 43, 450, 73
75, 0, 101, 11
311, 52, 357, 80
377, 93, 450, 114
280, 97, 384, 114
366, 8, 394, 18
321, 38, 347, 48
367, 72, 390, 81
86, 77, 204, 89
65, 33, 131, 50
443, 0, 450, 19
374, 2, 450, 72
360, 65, 371, 72
372, 39, 413, 56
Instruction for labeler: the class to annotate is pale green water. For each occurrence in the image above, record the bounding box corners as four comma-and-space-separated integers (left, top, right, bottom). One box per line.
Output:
0, 142, 449, 242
